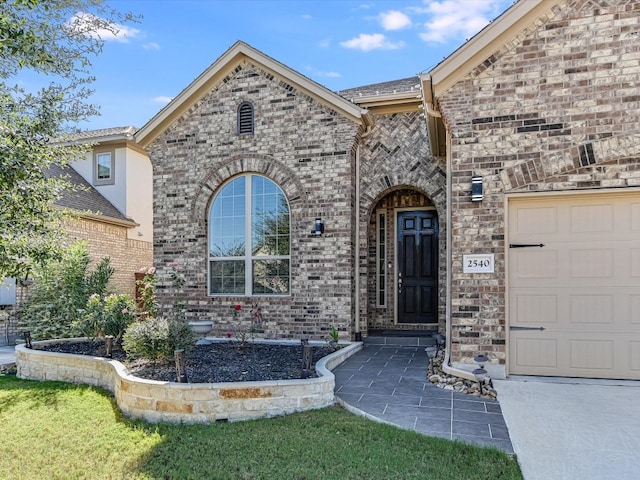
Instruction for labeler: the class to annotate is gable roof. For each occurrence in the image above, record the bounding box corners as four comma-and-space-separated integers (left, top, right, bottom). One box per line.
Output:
47, 164, 137, 227
136, 41, 373, 149
419, 0, 561, 156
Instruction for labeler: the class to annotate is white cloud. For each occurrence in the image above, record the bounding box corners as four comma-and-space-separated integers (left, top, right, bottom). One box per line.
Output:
143, 42, 160, 50
318, 38, 331, 48
152, 96, 173, 104
304, 65, 341, 78
340, 33, 405, 52
302, 14, 312, 20
69, 12, 142, 43
415, 0, 507, 44
379, 10, 412, 31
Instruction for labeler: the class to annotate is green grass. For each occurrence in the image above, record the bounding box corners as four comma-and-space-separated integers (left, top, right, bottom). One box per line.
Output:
0, 375, 522, 480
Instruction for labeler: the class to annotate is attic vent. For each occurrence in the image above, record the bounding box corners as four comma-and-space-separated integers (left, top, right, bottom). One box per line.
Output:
237, 101, 254, 135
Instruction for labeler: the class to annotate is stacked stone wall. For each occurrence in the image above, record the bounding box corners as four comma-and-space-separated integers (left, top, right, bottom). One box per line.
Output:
438, 0, 640, 365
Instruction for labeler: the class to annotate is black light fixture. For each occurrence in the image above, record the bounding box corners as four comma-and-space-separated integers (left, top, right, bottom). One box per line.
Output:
313, 217, 324, 236
471, 175, 483, 202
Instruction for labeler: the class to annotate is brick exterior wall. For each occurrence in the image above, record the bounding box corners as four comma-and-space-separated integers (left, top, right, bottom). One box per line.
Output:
147, 61, 361, 341
438, 0, 640, 366
64, 217, 153, 296
358, 111, 447, 333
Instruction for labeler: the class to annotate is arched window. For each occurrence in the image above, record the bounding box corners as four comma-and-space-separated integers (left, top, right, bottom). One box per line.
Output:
237, 101, 254, 135
209, 174, 290, 295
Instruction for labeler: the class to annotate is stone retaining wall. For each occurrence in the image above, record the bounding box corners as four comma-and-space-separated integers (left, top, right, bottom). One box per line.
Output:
16, 339, 362, 424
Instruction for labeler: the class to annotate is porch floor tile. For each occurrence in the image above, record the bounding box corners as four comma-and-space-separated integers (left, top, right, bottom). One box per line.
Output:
333, 343, 514, 454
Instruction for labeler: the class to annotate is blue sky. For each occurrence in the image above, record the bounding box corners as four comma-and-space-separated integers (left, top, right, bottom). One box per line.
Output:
30, 0, 515, 130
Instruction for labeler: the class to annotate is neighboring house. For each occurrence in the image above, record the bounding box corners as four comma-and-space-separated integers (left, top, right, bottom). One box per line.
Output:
0, 127, 153, 346
60, 126, 154, 294
28, 0, 632, 380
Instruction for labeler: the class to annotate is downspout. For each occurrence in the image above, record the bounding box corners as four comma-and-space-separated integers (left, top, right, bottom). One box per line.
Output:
354, 124, 373, 341
421, 78, 476, 381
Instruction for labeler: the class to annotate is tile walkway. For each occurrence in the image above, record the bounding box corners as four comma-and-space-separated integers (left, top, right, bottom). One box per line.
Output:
333, 343, 514, 453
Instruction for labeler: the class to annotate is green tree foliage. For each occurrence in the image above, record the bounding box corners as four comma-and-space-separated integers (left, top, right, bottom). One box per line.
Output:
20, 241, 114, 340
0, 0, 135, 279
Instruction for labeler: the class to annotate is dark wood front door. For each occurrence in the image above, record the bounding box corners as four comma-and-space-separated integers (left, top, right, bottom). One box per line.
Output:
397, 211, 438, 324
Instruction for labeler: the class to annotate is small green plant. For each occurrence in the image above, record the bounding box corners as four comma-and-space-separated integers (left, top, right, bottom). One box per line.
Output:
329, 326, 339, 342
19, 241, 114, 340
122, 316, 195, 361
227, 303, 263, 347
136, 267, 157, 318
75, 293, 138, 341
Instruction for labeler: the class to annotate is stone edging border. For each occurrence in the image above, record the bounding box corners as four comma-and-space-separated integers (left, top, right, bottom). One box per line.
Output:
15, 338, 363, 424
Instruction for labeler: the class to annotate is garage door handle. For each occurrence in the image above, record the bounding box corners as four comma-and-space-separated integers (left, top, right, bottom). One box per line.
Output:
509, 243, 545, 248
510, 326, 546, 331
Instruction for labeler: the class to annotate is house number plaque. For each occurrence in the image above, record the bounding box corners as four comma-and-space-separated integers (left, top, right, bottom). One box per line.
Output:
463, 254, 495, 273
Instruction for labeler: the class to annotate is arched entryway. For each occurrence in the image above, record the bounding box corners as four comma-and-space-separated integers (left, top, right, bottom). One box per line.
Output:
366, 188, 442, 332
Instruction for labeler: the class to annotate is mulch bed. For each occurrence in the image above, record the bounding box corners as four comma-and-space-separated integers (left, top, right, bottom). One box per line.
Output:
37, 340, 338, 384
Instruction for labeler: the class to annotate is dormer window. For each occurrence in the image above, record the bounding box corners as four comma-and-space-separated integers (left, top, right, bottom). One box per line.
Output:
237, 101, 254, 135
94, 150, 115, 185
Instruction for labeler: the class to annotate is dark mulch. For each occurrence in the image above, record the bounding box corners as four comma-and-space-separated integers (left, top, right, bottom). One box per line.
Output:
37, 340, 338, 383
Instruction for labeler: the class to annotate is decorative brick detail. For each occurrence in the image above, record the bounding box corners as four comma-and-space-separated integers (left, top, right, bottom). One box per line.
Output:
438, 0, 640, 365
147, 60, 361, 340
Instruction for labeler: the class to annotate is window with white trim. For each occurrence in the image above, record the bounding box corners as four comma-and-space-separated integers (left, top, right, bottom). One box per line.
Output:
209, 174, 290, 295
94, 150, 115, 185
376, 211, 387, 307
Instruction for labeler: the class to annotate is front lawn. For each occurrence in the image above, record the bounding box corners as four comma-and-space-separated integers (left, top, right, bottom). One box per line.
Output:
0, 375, 522, 479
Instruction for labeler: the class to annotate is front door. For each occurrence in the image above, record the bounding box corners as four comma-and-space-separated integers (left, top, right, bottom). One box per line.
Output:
397, 210, 438, 324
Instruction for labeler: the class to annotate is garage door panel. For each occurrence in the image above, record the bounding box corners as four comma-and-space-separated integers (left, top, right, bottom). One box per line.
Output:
631, 296, 640, 324
570, 295, 614, 325
512, 293, 558, 325
630, 342, 640, 371
570, 204, 613, 234
512, 250, 557, 279
571, 249, 613, 278
509, 191, 640, 380
569, 339, 613, 370
513, 337, 558, 369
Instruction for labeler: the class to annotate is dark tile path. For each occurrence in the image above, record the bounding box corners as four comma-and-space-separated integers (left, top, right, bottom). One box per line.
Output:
333, 343, 514, 453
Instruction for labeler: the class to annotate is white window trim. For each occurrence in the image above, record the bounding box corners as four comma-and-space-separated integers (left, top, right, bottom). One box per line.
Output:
208, 174, 291, 297
93, 149, 115, 186
376, 209, 387, 308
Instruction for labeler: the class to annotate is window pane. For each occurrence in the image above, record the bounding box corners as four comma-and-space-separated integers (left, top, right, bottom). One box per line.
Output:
210, 177, 246, 257
210, 260, 245, 294
97, 153, 111, 179
252, 259, 289, 294
251, 176, 289, 256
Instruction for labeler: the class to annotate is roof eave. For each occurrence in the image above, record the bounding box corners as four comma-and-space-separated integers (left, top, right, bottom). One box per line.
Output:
135, 41, 369, 148
423, 0, 559, 99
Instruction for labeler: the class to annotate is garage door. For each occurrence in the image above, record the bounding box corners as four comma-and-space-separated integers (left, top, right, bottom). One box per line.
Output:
508, 191, 640, 379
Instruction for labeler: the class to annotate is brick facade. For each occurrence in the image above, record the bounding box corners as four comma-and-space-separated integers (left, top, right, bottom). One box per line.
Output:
438, 0, 640, 366
64, 217, 153, 295
147, 61, 362, 340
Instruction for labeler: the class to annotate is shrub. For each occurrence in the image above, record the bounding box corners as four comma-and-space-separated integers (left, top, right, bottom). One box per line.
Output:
20, 241, 114, 340
122, 317, 195, 361
74, 293, 138, 341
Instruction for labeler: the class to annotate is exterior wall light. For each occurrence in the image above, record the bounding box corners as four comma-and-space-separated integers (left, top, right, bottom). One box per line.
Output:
471, 175, 483, 202
313, 217, 324, 236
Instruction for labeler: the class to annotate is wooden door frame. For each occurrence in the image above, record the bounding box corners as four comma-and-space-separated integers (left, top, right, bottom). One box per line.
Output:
393, 207, 438, 325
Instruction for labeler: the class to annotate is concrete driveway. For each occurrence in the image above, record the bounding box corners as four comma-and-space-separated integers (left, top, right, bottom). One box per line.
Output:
494, 377, 640, 480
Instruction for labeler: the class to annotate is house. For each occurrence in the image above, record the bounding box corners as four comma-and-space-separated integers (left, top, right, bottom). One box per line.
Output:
0, 127, 153, 345
121, 0, 636, 381
51, 126, 154, 294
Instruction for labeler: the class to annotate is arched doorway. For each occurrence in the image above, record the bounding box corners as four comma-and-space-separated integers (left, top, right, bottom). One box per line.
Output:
367, 188, 440, 331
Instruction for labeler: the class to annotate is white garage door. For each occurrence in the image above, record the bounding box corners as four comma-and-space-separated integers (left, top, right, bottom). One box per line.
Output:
508, 191, 640, 379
